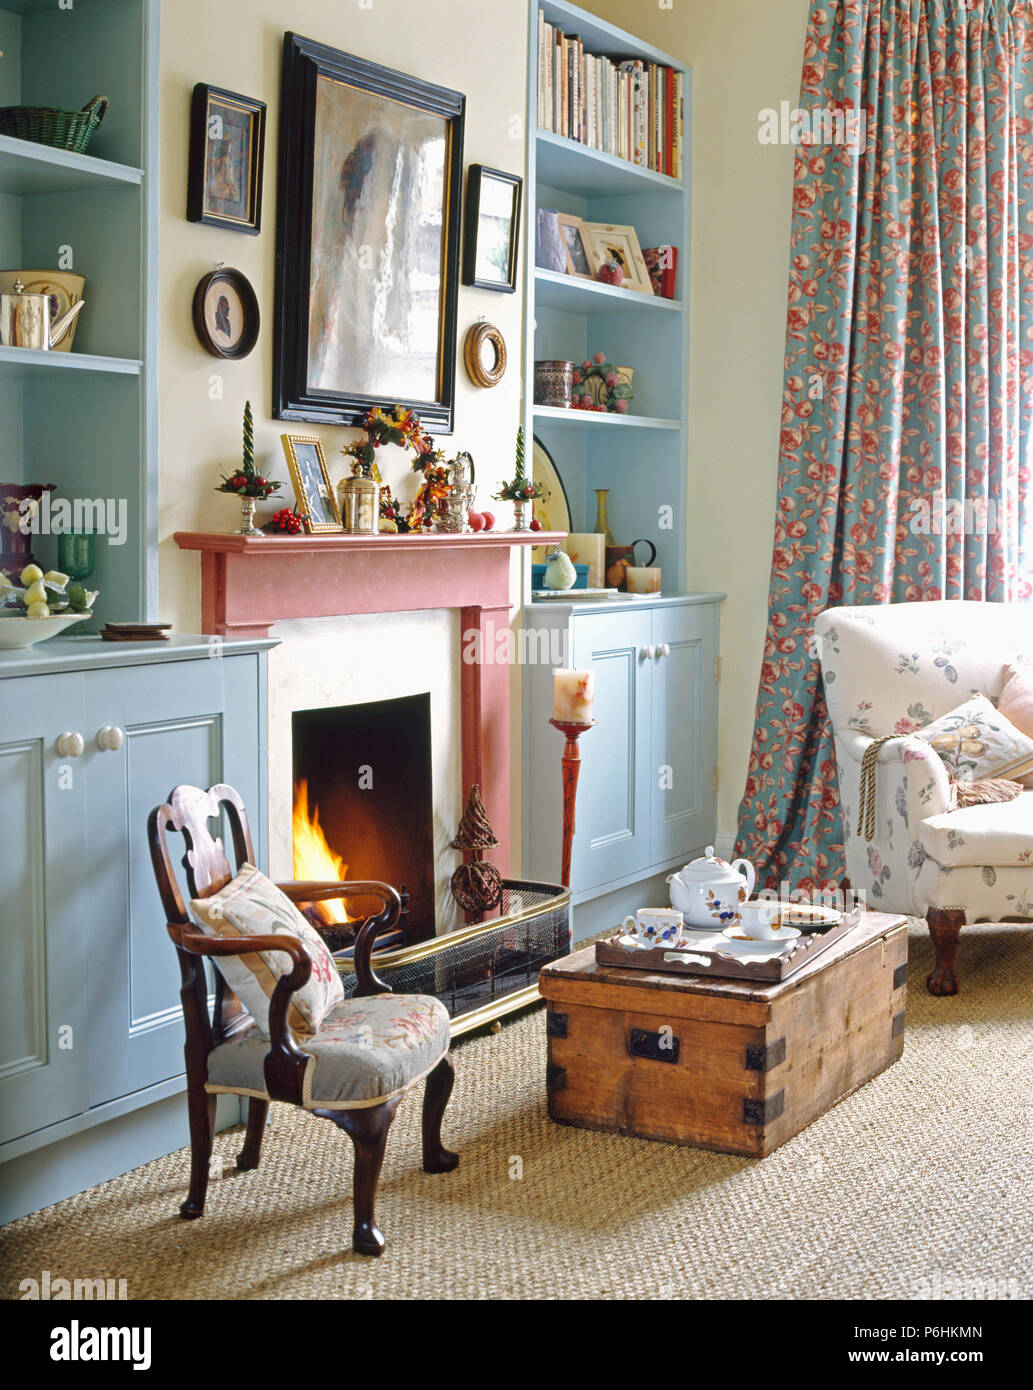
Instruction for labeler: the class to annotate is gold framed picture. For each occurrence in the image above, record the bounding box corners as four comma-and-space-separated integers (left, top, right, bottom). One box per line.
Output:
582, 222, 654, 294
280, 434, 342, 533
556, 212, 600, 280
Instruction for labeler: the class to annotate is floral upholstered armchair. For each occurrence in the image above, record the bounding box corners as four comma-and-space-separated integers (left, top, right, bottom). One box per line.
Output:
815, 602, 1033, 996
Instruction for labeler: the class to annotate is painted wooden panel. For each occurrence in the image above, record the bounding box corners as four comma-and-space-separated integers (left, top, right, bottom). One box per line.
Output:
651, 605, 714, 862
571, 610, 652, 888
83, 654, 264, 1108
0, 673, 88, 1143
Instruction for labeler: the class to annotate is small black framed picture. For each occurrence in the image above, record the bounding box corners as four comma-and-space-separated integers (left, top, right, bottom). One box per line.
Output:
192, 267, 260, 359
188, 83, 266, 235
462, 165, 522, 293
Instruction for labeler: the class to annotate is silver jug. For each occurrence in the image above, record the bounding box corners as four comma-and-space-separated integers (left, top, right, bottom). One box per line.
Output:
0, 279, 86, 351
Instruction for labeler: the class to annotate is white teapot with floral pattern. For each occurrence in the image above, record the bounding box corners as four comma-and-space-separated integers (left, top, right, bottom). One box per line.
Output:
666, 846, 757, 929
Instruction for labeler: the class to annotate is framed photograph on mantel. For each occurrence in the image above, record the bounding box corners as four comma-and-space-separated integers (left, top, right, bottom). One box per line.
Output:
187, 84, 266, 234
274, 32, 466, 432
280, 434, 342, 533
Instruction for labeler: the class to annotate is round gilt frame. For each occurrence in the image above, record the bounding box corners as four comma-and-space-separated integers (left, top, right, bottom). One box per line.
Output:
463, 321, 507, 388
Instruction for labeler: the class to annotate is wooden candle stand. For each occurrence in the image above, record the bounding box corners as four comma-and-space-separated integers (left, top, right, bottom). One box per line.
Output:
548, 718, 596, 889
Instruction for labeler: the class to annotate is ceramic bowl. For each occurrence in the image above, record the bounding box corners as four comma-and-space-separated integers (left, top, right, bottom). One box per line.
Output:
0, 612, 90, 648
0, 270, 87, 352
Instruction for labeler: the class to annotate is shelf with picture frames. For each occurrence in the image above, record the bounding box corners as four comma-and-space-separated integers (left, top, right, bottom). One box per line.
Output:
523, 0, 691, 595
534, 266, 683, 316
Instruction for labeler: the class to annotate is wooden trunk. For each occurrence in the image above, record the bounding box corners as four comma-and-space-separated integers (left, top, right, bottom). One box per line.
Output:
538, 912, 908, 1157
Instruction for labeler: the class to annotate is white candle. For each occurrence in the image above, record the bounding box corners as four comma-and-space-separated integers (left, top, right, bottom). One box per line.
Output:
553, 670, 595, 724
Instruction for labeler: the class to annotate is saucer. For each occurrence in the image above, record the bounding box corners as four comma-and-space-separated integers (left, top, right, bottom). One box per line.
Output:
721, 924, 801, 951
617, 933, 695, 952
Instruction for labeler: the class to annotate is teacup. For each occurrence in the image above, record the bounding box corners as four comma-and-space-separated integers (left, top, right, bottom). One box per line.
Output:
621, 907, 686, 949
735, 898, 783, 941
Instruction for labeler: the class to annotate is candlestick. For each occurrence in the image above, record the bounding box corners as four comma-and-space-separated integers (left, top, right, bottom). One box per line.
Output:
549, 717, 597, 889
553, 669, 595, 725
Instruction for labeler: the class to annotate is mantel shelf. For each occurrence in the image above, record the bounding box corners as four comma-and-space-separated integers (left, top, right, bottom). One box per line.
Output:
173, 530, 565, 637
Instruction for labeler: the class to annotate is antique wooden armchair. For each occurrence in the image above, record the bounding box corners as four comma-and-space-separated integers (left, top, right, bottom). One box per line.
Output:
148, 783, 458, 1257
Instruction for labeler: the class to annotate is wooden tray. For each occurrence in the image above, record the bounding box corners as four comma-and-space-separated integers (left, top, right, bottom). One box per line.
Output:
594, 906, 863, 984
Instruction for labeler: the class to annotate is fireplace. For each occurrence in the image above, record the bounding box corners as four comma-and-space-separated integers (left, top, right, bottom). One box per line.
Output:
292, 694, 436, 946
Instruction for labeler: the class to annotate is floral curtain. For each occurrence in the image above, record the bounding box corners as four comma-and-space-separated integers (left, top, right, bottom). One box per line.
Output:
737, 0, 1033, 892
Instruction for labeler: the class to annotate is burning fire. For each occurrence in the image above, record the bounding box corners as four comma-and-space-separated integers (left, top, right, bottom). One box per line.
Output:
292, 779, 349, 924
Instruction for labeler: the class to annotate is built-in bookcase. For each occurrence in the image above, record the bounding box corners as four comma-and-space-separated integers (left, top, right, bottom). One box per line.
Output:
0, 0, 158, 623
523, 0, 691, 594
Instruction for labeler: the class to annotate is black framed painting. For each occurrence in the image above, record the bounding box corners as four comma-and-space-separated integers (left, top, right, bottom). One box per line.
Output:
462, 165, 522, 293
187, 84, 266, 234
274, 32, 466, 432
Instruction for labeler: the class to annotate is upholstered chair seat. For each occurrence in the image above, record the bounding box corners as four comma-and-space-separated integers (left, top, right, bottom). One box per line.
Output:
206, 993, 452, 1110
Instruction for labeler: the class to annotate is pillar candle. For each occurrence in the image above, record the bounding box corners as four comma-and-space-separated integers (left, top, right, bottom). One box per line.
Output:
553, 670, 595, 724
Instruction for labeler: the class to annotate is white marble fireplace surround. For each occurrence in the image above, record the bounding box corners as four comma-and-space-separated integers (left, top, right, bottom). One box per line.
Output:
267, 611, 463, 936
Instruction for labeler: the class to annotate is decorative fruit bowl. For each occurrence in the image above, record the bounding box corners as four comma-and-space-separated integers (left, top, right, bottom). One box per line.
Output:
0, 611, 90, 648
0, 562, 98, 647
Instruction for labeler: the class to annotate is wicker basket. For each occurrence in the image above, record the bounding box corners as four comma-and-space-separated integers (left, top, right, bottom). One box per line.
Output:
0, 94, 108, 156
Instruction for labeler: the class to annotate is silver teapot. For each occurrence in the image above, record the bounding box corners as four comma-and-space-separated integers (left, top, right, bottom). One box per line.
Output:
0, 279, 86, 351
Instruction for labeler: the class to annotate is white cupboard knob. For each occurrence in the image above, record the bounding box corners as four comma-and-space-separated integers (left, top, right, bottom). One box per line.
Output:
97, 726, 125, 752
659, 644, 671, 658
57, 732, 85, 758
642, 645, 656, 660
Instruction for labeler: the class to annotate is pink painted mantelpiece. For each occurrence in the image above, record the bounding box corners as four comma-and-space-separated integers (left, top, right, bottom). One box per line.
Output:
174, 530, 564, 875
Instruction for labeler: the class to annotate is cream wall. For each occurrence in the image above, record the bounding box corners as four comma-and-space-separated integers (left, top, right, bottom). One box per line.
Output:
158, 0, 530, 604
157, 0, 531, 859
593, 0, 810, 840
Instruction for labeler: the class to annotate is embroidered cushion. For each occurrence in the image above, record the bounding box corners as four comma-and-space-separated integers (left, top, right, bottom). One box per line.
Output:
189, 863, 344, 1037
915, 695, 1033, 784
998, 662, 1033, 787
204, 993, 451, 1108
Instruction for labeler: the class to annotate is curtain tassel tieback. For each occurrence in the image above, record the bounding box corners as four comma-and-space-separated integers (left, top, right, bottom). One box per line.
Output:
857, 736, 900, 843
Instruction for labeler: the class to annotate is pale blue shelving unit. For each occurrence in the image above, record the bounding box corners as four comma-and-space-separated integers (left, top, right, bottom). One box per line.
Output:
523, 0, 692, 591
0, 0, 159, 623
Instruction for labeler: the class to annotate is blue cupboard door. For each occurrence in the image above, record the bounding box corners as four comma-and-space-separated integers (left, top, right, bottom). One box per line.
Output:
651, 605, 716, 864
82, 653, 265, 1109
0, 674, 89, 1145
570, 611, 653, 891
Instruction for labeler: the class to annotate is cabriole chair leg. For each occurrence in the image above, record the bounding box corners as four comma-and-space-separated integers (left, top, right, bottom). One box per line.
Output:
319, 1098, 401, 1257
181, 1090, 217, 1219
926, 907, 966, 996
237, 1097, 268, 1171
422, 1056, 460, 1174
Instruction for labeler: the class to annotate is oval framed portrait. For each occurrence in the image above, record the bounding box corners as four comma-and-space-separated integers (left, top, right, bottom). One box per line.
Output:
192, 266, 260, 359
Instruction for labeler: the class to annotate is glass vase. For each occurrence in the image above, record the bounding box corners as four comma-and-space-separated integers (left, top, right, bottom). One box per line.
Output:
57, 531, 96, 582
593, 489, 615, 547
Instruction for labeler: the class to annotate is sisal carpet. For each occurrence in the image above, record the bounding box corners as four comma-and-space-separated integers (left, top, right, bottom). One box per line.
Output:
2, 919, 1031, 1301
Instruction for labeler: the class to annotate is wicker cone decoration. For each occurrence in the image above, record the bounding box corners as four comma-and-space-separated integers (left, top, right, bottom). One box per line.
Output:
449, 785, 503, 913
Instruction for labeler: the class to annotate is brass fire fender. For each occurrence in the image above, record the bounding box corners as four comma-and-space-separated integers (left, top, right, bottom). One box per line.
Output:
336, 882, 572, 1039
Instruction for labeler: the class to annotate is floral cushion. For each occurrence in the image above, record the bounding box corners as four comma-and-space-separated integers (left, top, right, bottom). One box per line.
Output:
915, 695, 1033, 783
998, 662, 1033, 787
204, 993, 451, 1108
189, 863, 344, 1037
918, 793, 1033, 869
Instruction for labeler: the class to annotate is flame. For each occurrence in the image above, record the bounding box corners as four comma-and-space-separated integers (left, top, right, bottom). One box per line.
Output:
292, 779, 349, 924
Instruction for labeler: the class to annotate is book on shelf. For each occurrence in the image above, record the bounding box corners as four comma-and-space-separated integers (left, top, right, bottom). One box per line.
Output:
537, 16, 684, 179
